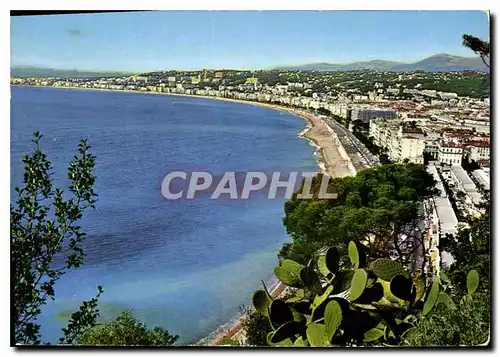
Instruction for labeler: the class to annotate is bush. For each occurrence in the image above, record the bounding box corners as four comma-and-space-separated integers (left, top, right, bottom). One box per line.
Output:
77, 311, 179, 346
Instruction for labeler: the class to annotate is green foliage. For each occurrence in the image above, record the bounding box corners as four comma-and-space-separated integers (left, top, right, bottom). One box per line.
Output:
350, 269, 368, 301
390, 275, 414, 302
241, 308, 273, 346
60, 286, 104, 344
463, 34, 490, 68
282, 164, 438, 265
217, 338, 240, 346
402, 292, 490, 346
440, 213, 490, 294
300, 266, 323, 295
466, 270, 479, 295
324, 301, 342, 341
372, 258, 408, 281
435, 292, 454, 309
252, 290, 271, 317
348, 241, 366, 269
76, 311, 179, 346
317, 256, 330, 277
325, 247, 340, 275
274, 260, 304, 287
364, 327, 385, 342
12, 132, 99, 345
306, 324, 328, 346
252, 241, 479, 347
269, 300, 294, 329
423, 279, 440, 316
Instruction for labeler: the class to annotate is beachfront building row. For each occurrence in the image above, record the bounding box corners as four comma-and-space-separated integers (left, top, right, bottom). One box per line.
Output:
369, 119, 425, 164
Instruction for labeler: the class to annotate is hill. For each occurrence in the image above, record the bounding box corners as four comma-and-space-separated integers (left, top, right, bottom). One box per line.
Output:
275, 54, 488, 72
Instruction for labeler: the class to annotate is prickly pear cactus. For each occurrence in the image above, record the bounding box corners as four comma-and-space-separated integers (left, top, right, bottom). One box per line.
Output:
249, 240, 479, 347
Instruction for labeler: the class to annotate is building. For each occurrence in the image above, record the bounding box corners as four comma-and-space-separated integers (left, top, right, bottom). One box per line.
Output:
397, 126, 425, 164
369, 119, 398, 149
369, 119, 425, 164
423, 131, 441, 160
191, 75, 201, 84
450, 166, 476, 193
449, 166, 484, 215
437, 141, 464, 166
471, 168, 490, 192
465, 141, 490, 164
350, 108, 397, 124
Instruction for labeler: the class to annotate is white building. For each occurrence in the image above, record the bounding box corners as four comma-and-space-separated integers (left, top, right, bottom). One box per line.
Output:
466, 141, 490, 164
423, 131, 442, 160
397, 126, 425, 164
472, 168, 490, 191
369, 120, 425, 163
449, 166, 484, 215
437, 141, 464, 166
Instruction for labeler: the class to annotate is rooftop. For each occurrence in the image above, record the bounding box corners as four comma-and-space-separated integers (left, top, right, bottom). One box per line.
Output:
426, 164, 447, 198
465, 140, 490, 148
472, 169, 490, 191
440, 141, 464, 149
434, 197, 459, 236
450, 166, 477, 192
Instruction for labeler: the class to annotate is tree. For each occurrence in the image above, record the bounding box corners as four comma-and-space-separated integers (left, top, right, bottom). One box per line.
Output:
402, 291, 489, 346
281, 164, 438, 267
439, 212, 490, 295
240, 307, 272, 346
12, 132, 101, 345
76, 311, 179, 346
462, 34, 490, 68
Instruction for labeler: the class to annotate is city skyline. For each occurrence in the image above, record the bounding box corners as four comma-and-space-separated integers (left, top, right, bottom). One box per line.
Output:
11, 11, 489, 72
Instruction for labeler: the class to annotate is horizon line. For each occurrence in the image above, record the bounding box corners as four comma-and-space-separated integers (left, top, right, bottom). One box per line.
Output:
10, 52, 482, 74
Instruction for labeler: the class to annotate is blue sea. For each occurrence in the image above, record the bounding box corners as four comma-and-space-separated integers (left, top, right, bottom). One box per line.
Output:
10, 86, 318, 344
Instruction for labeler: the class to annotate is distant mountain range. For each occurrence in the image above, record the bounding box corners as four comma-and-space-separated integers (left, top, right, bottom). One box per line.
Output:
274, 54, 489, 72
10, 54, 489, 78
10, 66, 134, 78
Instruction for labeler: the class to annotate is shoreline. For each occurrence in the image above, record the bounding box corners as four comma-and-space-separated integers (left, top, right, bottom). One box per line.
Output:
13, 85, 352, 346
12, 85, 352, 179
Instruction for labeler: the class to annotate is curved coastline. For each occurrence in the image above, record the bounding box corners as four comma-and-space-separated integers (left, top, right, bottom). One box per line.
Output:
12, 85, 352, 345
12, 85, 351, 179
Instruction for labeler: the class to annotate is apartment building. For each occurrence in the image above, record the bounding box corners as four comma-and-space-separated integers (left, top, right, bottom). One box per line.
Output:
437, 141, 464, 166
396, 126, 425, 164
465, 140, 490, 164
369, 119, 426, 164
351, 107, 397, 124
423, 130, 441, 160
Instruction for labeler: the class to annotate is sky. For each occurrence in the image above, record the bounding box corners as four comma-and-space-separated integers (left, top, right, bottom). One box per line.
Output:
10, 11, 490, 72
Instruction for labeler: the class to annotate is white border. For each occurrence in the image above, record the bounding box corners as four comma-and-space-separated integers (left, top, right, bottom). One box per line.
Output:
2, 2, 498, 357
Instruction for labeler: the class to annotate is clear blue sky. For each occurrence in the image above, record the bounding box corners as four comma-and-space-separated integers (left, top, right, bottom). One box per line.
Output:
11, 11, 490, 72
